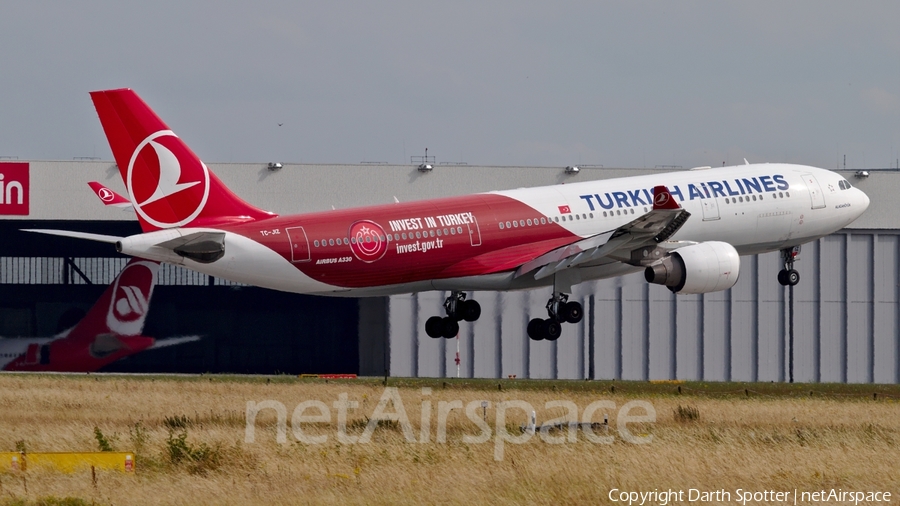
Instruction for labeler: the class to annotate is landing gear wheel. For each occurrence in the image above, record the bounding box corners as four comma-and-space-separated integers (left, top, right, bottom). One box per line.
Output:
425, 316, 444, 338
527, 318, 545, 341
561, 301, 583, 324
779, 246, 801, 286
777, 269, 800, 286
440, 317, 459, 338
543, 320, 562, 341
461, 299, 481, 322
786, 269, 800, 286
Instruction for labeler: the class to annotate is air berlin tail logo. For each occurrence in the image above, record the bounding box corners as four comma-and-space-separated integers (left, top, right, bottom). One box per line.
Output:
127, 130, 209, 228
106, 261, 157, 335
115, 285, 149, 319
349, 220, 388, 263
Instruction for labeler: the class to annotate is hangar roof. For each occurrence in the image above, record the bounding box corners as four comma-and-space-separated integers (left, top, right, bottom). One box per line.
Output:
2, 160, 890, 229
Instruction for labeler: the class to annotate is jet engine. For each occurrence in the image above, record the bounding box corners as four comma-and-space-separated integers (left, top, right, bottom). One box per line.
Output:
644, 241, 740, 294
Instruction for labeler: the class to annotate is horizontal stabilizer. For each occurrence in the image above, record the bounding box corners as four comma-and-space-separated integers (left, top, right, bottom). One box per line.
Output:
149, 335, 202, 349
22, 229, 123, 244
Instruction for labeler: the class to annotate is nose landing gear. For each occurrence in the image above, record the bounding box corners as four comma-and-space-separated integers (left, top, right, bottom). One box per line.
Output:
527, 292, 583, 341
425, 291, 481, 339
778, 246, 801, 286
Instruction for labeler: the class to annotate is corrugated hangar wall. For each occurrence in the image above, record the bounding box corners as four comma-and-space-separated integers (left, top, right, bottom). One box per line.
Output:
388, 229, 899, 384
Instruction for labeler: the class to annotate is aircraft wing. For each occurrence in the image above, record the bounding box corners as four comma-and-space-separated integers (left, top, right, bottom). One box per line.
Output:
515, 185, 691, 280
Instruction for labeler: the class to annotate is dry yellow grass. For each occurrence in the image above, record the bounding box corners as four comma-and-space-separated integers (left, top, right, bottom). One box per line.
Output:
0, 375, 897, 505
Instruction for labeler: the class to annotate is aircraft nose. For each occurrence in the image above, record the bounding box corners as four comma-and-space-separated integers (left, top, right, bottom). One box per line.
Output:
858, 188, 870, 211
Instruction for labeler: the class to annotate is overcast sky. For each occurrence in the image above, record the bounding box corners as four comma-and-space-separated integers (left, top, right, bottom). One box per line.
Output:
1, 1, 898, 170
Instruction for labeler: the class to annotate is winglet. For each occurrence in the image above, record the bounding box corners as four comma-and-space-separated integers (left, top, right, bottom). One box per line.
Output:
88, 182, 133, 209
652, 185, 681, 210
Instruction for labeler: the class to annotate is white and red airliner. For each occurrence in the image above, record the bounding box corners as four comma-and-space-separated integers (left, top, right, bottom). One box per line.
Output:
28, 89, 870, 341
0, 258, 194, 372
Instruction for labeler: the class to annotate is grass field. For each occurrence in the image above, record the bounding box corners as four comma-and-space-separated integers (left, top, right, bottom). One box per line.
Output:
0, 375, 897, 505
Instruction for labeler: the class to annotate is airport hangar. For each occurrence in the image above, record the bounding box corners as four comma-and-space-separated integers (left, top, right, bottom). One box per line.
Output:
0, 160, 896, 383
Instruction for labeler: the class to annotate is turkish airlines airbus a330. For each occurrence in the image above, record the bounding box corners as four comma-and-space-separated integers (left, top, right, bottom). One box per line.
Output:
28, 89, 870, 341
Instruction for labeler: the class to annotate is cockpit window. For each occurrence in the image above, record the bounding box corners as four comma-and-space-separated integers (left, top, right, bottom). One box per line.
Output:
838, 179, 852, 190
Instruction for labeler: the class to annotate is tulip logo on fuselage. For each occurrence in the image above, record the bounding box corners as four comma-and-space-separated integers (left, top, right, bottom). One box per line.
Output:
349, 220, 388, 263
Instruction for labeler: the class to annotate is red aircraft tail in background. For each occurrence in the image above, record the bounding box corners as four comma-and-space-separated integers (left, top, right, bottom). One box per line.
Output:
2, 259, 164, 372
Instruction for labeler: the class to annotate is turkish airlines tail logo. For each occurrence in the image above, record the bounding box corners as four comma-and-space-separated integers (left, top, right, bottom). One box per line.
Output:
652, 185, 680, 210
128, 130, 210, 228
138, 140, 201, 206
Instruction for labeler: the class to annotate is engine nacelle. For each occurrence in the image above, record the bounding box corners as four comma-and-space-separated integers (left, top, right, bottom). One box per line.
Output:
644, 241, 740, 294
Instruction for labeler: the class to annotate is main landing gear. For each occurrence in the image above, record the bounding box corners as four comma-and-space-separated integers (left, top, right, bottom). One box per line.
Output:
527, 292, 583, 341
425, 291, 481, 339
778, 246, 801, 286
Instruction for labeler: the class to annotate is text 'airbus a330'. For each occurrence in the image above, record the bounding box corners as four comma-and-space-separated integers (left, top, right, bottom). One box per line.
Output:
27, 89, 869, 342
